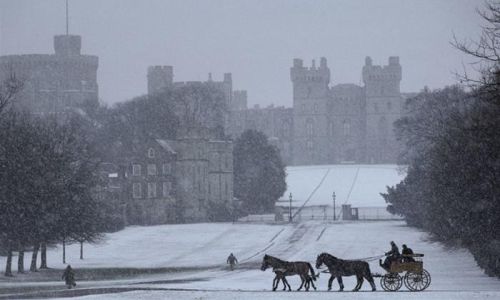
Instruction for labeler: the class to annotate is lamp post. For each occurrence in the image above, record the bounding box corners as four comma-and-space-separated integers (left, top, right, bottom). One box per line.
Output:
289, 192, 293, 223
332, 191, 336, 221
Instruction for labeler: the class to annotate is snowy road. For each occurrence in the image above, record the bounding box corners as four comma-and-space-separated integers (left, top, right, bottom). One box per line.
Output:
1, 221, 499, 299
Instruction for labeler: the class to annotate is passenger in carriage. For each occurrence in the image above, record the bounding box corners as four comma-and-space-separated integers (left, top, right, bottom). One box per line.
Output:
381, 241, 400, 271
401, 244, 415, 262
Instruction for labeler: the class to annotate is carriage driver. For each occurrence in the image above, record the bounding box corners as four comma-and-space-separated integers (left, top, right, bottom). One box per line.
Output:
381, 241, 400, 271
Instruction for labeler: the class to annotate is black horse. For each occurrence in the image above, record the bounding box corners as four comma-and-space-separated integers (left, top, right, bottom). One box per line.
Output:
315, 252, 376, 292
261, 254, 317, 291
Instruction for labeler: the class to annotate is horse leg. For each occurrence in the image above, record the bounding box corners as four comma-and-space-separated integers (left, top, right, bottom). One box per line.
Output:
337, 276, 344, 292
309, 275, 317, 291
365, 272, 377, 291
327, 275, 335, 291
305, 276, 310, 291
273, 276, 278, 291
353, 275, 363, 291
285, 277, 291, 291
297, 275, 305, 291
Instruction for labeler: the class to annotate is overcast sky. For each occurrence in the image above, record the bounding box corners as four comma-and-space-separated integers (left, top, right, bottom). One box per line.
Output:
0, 0, 485, 107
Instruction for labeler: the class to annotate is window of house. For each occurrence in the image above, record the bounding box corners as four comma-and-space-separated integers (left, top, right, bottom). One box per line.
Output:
132, 164, 142, 176
147, 164, 157, 176
147, 182, 157, 198
148, 148, 155, 158
132, 183, 142, 198
162, 181, 171, 197
163, 163, 172, 175
329, 121, 334, 137
387, 101, 392, 111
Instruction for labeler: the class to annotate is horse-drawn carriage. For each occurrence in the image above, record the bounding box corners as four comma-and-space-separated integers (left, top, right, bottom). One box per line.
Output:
376, 253, 431, 292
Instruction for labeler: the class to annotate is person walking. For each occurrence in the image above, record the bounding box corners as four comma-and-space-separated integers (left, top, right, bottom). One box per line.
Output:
227, 253, 238, 271
62, 265, 77, 289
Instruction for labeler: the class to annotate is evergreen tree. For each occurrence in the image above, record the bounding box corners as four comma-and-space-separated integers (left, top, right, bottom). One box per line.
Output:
234, 130, 286, 214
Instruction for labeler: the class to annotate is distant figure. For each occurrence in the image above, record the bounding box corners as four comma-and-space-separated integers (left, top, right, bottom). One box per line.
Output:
62, 265, 77, 289
402, 244, 415, 262
227, 253, 238, 271
381, 241, 400, 271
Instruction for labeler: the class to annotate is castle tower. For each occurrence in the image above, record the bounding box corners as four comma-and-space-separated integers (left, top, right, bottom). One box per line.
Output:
0, 34, 98, 114
291, 57, 331, 165
362, 56, 403, 163
147, 65, 173, 95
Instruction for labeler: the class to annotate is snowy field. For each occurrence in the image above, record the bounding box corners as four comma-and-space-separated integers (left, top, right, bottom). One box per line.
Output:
1, 221, 500, 299
280, 164, 406, 208
2, 164, 499, 299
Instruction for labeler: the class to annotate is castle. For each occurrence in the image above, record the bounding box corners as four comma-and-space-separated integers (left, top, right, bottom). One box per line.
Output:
227, 56, 405, 165
0, 35, 99, 114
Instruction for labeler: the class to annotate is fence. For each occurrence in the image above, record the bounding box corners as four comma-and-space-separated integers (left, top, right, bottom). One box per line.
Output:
236, 205, 402, 223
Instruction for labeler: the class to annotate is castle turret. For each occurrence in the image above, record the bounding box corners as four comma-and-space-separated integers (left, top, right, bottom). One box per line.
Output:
291, 57, 331, 165
147, 65, 173, 95
362, 56, 403, 163
362, 56, 401, 97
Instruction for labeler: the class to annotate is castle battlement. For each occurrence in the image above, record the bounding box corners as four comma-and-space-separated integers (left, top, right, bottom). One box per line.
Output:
290, 57, 330, 84
362, 56, 402, 83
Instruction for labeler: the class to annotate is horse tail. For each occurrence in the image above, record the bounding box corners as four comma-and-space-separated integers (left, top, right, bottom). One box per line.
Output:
307, 263, 317, 281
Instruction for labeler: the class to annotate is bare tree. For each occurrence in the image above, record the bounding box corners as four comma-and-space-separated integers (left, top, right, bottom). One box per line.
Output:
452, 1, 500, 92
0, 69, 24, 115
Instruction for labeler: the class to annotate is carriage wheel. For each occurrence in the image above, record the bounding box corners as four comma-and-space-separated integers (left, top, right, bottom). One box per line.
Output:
380, 273, 403, 291
404, 269, 431, 291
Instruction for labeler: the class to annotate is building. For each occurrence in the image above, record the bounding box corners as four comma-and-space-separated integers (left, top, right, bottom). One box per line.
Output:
119, 67, 236, 224
0, 34, 99, 114
227, 56, 405, 165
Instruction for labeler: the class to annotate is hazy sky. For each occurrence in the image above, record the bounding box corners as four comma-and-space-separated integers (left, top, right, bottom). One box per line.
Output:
0, 0, 484, 107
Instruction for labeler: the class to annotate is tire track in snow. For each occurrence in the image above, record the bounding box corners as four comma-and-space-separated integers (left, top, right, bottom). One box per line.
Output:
316, 227, 327, 241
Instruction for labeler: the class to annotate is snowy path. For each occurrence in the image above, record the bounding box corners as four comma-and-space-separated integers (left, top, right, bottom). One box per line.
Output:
1, 221, 499, 299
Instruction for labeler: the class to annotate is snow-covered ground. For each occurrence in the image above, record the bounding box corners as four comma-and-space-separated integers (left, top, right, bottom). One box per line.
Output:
1, 221, 500, 299
2, 164, 499, 299
280, 164, 406, 208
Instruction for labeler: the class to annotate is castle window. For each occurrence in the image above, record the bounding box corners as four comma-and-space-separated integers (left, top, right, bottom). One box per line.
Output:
147, 164, 157, 176
132, 164, 142, 176
133, 183, 142, 198
387, 101, 392, 110
374, 103, 379, 112
162, 181, 171, 197
307, 87, 312, 97
147, 182, 157, 198
314, 104, 318, 113
329, 121, 334, 137
148, 148, 155, 158
306, 119, 314, 136
306, 140, 314, 151
343, 120, 351, 137
302, 104, 306, 112
225, 180, 229, 198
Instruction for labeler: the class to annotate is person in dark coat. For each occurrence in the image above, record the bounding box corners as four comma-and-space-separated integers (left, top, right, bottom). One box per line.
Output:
62, 265, 77, 289
402, 244, 415, 262
227, 253, 238, 271
381, 241, 400, 271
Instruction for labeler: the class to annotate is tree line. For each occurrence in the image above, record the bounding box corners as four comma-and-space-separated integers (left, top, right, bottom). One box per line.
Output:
383, 2, 500, 277
0, 82, 106, 276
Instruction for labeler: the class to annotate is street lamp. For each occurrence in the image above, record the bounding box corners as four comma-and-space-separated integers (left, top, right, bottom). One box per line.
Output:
332, 191, 336, 221
289, 192, 293, 223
